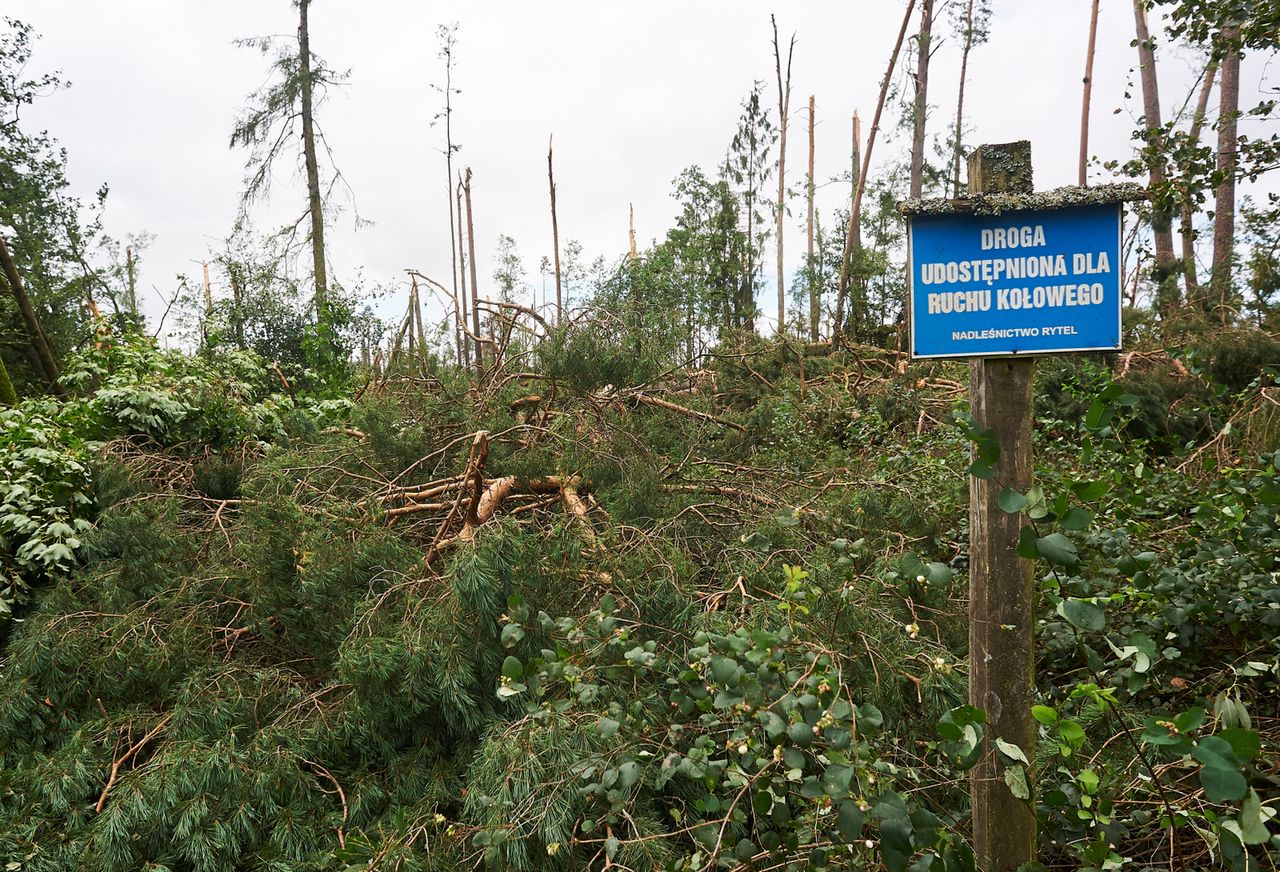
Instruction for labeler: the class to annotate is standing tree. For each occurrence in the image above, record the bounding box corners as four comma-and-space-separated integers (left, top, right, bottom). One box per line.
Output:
1133, 0, 1179, 305
1210, 22, 1241, 322
433, 24, 464, 367
951, 0, 992, 196
909, 0, 935, 199
230, 0, 351, 351
1079, 0, 1101, 185
771, 16, 796, 336
724, 83, 776, 335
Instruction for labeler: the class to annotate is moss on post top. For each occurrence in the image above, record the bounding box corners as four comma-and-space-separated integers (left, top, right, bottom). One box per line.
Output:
896, 182, 1148, 217
969, 140, 1033, 194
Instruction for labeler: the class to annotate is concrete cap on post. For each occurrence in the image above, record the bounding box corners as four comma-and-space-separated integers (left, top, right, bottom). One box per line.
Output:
967, 141, 1033, 196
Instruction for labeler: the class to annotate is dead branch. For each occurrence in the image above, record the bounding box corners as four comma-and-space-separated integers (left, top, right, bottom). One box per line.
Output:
96, 714, 173, 813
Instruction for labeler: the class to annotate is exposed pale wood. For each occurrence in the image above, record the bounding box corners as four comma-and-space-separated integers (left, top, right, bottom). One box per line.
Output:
548, 136, 563, 326
464, 168, 483, 371
806, 95, 817, 341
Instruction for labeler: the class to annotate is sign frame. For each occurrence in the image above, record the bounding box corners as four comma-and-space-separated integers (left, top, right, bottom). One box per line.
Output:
906, 202, 1124, 360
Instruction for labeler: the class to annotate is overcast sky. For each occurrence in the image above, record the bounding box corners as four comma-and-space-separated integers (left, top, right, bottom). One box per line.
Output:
7, 1, 1273, 337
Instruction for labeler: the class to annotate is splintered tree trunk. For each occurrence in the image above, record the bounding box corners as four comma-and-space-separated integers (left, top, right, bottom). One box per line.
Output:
848, 114, 865, 333
0, 233, 63, 396
835, 0, 915, 338
443, 40, 462, 368
772, 16, 795, 336
629, 204, 638, 261
1211, 25, 1240, 324
464, 168, 483, 371
202, 261, 213, 318
1133, 0, 1177, 302
1182, 59, 1217, 299
968, 141, 1037, 872
807, 95, 818, 340
548, 136, 563, 326
457, 178, 470, 364
229, 265, 245, 348
1079, 0, 1100, 185
909, 0, 934, 198
125, 244, 139, 317
952, 0, 975, 198
298, 0, 328, 322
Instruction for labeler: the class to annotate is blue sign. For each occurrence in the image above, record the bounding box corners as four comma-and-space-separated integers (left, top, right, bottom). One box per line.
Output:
908, 203, 1122, 359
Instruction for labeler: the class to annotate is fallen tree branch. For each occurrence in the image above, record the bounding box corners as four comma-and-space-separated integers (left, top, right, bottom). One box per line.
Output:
96, 714, 172, 813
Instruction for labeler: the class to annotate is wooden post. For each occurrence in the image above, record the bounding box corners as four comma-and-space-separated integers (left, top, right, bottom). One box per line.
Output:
967, 140, 1037, 872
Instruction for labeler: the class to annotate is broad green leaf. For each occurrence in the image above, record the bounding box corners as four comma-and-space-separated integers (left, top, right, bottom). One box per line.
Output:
1004, 766, 1030, 800
1058, 598, 1105, 632
995, 737, 1029, 765
1031, 705, 1058, 725
1036, 533, 1078, 566
596, 717, 621, 739
501, 656, 523, 679
1238, 789, 1272, 845
1060, 507, 1092, 531
998, 487, 1026, 513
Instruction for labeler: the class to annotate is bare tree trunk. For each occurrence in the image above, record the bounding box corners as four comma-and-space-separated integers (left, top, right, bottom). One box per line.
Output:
464, 168, 483, 371
456, 178, 470, 365
628, 204, 638, 261
298, 0, 329, 322
202, 261, 213, 318
1079, 0, 1100, 185
1182, 58, 1217, 300
412, 277, 426, 361
834, 0, 916, 338
772, 16, 795, 336
441, 30, 463, 368
847, 113, 866, 334
952, 0, 976, 198
909, 0, 934, 199
229, 264, 245, 348
1211, 25, 1240, 324
548, 136, 563, 326
1133, 0, 1177, 301
125, 244, 139, 317
0, 233, 63, 395
806, 95, 818, 341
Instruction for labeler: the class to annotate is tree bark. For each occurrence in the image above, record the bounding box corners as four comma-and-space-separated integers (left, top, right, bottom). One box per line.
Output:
807, 95, 818, 341
952, 0, 976, 199
909, 0, 934, 199
0, 233, 63, 395
298, 0, 329, 323
772, 16, 795, 336
457, 177, 470, 365
1210, 26, 1240, 324
0, 350, 17, 406
1079, 0, 1100, 185
1182, 58, 1217, 301
464, 168, 483, 371
125, 244, 139, 317
441, 30, 462, 368
834, 0, 916, 339
548, 136, 563, 326
1133, 0, 1178, 302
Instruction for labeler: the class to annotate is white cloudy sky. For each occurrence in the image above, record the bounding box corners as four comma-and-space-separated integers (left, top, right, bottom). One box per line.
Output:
6, 1, 1271, 336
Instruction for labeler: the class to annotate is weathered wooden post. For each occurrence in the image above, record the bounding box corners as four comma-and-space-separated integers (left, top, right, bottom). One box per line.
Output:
901, 141, 1137, 870
965, 141, 1038, 871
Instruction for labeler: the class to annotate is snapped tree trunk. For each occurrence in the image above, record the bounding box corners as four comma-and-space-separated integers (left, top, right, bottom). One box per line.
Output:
1133, 0, 1178, 305
1182, 58, 1217, 300
125, 244, 139, 318
952, 0, 976, 198
909, 0, 934, 199
0, 233, 63, 396
457, 178, 470, 365
464, 168, 483, 371
1079, 0, 1100, 185
806, 95, 818, 341
772, 16, 795, 336
298, 0, 329, 323
835, 0, 916, 338
1210, 25, 1240, 324
548, 136, 563, 326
